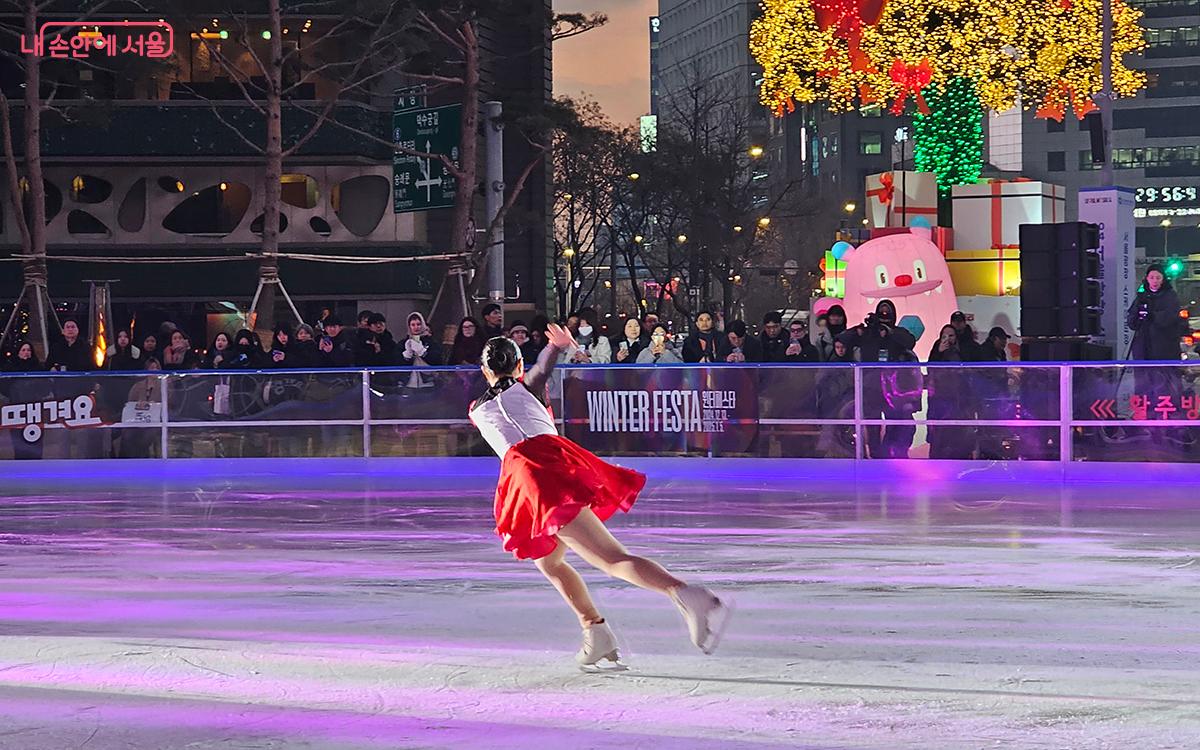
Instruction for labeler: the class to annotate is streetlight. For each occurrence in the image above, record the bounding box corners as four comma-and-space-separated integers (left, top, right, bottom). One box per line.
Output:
844, 201, 856, 213
628, 172, 640, 181
1162, 218, 1172, 254
563, 193, 573, 201
563, 247, 575, 310
676, 234, 687, 244
748, 145, 764, 158
733, 225, 743, 233
633, 234, 644, 243
757, 216, 771, 228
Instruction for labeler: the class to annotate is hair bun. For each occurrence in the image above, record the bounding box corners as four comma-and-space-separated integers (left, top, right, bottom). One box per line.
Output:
482, 336, 522, 374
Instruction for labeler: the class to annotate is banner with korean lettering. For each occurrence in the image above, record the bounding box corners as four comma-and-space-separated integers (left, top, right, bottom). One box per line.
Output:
560, 367, 759, 455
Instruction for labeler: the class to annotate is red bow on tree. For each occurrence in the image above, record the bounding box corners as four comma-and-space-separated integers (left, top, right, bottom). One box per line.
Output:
889, 58, 932, 115
812, 0, 886, 58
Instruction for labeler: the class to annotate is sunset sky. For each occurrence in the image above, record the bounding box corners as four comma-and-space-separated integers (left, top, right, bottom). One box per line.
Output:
554, 0, 656, 125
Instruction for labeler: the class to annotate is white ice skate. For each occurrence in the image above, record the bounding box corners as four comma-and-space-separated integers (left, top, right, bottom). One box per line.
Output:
576, 621, 627, 672
670, 584, 732, 655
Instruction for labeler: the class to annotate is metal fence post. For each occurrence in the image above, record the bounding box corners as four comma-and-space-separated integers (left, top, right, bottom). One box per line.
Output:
159, 374, 169, 460
1060, 364, 1073, 464
362, 370, 372, 458
853, 365, 864, 461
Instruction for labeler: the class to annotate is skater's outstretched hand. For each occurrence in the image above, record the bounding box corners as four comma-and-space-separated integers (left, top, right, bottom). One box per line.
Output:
546, 323, 576, 351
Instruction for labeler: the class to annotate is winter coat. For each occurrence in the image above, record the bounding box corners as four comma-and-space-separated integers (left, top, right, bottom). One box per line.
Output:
399, 334, 443, 366
1127, 285, 1185, 361
47, 338, 93, 371
760, 332, 793, 362
105, 344, 142, 371
611, 334, 649, 365
682, 330, 721, 363
319, 331, 357, 367
635, 344, 683, 364
558, 332, 612, 365
717, 334, 764, 363
279, 339, 321, 368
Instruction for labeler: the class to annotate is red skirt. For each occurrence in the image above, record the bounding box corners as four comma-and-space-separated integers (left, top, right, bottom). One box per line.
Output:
494, 433, 645, 560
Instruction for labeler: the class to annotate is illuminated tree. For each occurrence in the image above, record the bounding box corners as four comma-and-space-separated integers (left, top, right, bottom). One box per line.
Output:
752, 0, 1146, 190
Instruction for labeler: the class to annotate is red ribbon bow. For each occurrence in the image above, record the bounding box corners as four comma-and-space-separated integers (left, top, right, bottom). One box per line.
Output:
889, 58, 932, 115
866, 172, 895, 212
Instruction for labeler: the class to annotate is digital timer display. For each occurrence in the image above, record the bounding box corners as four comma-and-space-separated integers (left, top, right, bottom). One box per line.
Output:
1136, 185, 1199, 206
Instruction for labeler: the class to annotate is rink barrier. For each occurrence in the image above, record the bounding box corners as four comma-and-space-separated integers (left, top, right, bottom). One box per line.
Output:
0, 361, 1196, 464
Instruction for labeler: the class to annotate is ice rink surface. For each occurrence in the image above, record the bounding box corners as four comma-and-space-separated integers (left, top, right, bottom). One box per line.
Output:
1, 459, 1199, 749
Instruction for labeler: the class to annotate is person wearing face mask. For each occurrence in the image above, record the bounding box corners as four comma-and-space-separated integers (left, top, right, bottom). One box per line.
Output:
635, 324, 682, 364
612, 317, 649, 365
559, 307, 611, 365
682, 311, 720, 363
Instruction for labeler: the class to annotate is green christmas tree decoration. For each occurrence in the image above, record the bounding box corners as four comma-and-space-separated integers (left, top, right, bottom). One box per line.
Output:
912, 77, 984, 195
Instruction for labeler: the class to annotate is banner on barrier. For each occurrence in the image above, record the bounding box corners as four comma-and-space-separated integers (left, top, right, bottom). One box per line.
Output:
560, 368, 759, 455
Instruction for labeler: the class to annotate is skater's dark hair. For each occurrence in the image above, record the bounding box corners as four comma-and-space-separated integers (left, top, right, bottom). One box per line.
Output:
482, 336, 522, 375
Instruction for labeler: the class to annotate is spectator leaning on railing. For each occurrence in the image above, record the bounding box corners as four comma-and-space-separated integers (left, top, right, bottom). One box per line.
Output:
560, 307, 611, 364
318, 316, 356, 367
682, 311, 721, 363
448, 317, 486, 366
400, 312, 443, 366
635, 324, 682, 364
612, 317, 649, 365
719, 320, 763, 363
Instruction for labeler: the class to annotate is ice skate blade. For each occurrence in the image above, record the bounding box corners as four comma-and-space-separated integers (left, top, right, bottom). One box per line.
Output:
578, 650, 628, 673
699, 597, 735, 655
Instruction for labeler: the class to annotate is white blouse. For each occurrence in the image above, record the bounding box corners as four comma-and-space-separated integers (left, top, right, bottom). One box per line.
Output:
469, 383, 557, 458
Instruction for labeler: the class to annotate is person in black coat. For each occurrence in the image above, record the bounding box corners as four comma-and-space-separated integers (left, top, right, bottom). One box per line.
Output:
759, 311, 792, 362
784, 319, 819, 362
285, 324, 321, 368
203, 332, 235, 369
927, 324, 974, 459
3, 341, 48, 459
480, 303, 505, 339
682, 311, 721, 363
447, 317, 486, 366
1127, 264, 1186, 409
232, 329, 268, 369
105, 329, 142, 371
838, 300, 919, 458
358, 313, 398, 366
317, 316, 356, 367
718, 320, 763, 363
949, 311, 980, 361
1128, 264, 1185, 361
611, 317, 649, 364
47, 319, 93, 372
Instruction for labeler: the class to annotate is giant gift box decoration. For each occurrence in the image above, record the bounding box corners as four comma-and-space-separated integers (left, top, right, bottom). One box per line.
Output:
947, 180, 1066, 297
865, 171, 938, 229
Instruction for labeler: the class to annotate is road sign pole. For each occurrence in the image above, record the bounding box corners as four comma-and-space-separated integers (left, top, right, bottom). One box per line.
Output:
485, 100, 505, 304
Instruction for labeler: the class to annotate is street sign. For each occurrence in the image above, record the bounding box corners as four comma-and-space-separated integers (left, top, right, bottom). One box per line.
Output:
392, 103, 462, 213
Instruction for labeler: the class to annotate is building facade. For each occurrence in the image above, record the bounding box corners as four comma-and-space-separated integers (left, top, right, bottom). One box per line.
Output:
0, 2, 553, 325
1015, 0, 1200, 265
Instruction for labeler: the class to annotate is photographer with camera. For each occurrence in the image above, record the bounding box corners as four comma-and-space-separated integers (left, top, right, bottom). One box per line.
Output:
837, 300, 920, 458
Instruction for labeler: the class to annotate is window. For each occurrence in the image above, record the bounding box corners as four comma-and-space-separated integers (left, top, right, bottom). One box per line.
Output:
1110, 145, 1200, 169
1048, 151, 1066, 171
1046, 118, 1065, 133
1079, 150, 1100, 171
858, 132, 883, 155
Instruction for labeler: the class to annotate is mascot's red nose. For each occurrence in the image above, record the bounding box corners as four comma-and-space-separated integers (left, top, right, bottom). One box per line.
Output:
895, 274, 913, 287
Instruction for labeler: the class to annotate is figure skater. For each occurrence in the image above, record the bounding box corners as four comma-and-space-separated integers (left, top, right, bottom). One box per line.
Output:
468, 324, 731, 669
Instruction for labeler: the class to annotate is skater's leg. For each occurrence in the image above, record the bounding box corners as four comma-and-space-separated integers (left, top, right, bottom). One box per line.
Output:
557, 507, 683, 595
534, 542, 603, 627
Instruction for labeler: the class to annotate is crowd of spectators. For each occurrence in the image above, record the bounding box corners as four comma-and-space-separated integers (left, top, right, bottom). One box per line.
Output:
2, 298, 1019, 377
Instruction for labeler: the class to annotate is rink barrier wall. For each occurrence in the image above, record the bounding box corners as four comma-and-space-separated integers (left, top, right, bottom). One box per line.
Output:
0, 361, 1196, 466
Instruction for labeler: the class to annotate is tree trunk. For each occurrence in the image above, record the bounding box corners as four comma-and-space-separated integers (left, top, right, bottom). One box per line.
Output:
430, 20, 480, 329
17, 0, 51, 357
254, 0, 285, 341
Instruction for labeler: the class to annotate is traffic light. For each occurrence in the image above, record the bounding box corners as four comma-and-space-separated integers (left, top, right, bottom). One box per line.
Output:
1165, 258, 1185, 278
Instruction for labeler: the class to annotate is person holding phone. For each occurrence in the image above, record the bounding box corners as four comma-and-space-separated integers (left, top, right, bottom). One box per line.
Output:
635, 324, 681, 364
612, 317, 648, 364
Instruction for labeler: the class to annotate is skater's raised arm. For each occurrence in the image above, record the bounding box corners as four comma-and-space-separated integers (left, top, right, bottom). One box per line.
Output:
524, 324, 575, 393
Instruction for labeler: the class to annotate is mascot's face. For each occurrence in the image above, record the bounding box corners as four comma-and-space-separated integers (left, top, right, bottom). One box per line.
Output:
841, 229, 958, 359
